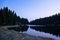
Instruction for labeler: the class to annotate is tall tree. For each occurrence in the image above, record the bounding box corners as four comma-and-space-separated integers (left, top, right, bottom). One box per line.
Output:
0, 7, 29, 25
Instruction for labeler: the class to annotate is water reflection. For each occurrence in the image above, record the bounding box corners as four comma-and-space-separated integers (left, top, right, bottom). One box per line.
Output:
8, 25, 28, 32
8, 25, 60, 40
24, 27, 60, 40
30, 25, 60, 36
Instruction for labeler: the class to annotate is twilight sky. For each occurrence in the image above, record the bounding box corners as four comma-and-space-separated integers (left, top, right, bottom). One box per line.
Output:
0, 0, 60, 21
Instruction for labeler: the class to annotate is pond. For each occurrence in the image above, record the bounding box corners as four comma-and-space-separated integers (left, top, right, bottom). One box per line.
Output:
22, 25, 60, 40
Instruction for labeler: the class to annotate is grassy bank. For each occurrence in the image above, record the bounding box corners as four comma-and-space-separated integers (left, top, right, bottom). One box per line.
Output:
0, 28, 54, 40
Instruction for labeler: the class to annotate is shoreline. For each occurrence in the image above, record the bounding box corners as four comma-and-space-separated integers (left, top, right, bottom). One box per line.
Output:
0, 28, 54, 40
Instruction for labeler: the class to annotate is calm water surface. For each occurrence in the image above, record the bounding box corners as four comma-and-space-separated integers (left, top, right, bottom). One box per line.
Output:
22, 25, 60, 40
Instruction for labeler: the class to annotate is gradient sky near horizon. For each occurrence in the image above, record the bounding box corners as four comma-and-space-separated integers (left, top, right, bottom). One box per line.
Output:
0, 0, 60, 21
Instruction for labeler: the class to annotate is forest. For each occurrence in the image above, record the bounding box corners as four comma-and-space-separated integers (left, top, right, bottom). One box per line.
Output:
30, 13, 60, 26
0, 7, 60, 36
30, 13, 60, 36
0, 7, 29, 26
0, 7, 29, 31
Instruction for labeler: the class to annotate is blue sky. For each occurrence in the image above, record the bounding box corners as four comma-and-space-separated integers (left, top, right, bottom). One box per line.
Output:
0, 0, 60, 21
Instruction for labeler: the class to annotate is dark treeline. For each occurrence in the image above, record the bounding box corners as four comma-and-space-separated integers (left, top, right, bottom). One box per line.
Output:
0, 7, 29, 31
30, 13, 60, 25
30, 13, 60, 36
0, 7, 29, 25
